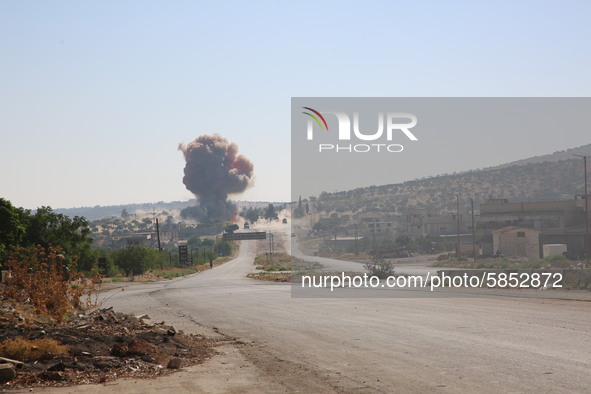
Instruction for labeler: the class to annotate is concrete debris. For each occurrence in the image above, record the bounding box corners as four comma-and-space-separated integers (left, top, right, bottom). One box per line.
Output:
38, 371, 63, 381
0, 363, 16, 382
167, 357, 182, 369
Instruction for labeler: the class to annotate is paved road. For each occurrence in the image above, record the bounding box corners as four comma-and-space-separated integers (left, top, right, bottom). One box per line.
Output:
103, 240, 591, 393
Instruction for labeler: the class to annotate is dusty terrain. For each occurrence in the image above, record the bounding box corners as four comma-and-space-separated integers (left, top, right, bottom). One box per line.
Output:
90, 220, 591, 393
0, 301, 218, 390
4, 217, 591, 393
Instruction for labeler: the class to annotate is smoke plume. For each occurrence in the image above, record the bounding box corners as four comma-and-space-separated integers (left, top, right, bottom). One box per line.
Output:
179, 134, 254, 222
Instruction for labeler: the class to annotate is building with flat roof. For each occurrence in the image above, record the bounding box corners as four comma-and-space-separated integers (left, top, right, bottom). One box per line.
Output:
492, 226, 540, 260
478, 198, 587, 257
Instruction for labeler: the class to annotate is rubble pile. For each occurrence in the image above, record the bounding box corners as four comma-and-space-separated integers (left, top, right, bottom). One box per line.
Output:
0, 301, 215, 389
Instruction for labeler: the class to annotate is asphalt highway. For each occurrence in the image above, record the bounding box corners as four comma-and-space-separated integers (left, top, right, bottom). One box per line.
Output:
100, 237, 591, 393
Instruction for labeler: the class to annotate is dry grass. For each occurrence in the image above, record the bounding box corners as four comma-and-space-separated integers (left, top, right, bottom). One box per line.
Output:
247, 272, 291, 282
2, 245, 98, 322
0, 337, 69, 361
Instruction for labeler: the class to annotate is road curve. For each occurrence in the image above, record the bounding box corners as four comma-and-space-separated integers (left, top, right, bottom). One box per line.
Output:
102, 240, 591, 393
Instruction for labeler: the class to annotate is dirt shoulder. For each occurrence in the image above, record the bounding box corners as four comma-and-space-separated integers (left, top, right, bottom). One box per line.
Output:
1, 237, 348, 393
7, 339, 348, 394
0, 301, 285, 393
5, 344, 282, 394
0, 302, 218, 391
2, 302, 348, 394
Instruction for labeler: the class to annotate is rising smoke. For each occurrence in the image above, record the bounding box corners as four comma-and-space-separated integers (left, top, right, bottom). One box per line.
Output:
179, 134, 254, 222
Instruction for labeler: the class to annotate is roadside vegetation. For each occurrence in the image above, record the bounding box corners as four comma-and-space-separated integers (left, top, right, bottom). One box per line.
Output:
364, 258, 395, 279
0, 197, 222, 388
0, 338, 69, 362
2, 244, 99, 322
254, 253, 292, 271
0, 197, 237, 287
248, 253, 321, 282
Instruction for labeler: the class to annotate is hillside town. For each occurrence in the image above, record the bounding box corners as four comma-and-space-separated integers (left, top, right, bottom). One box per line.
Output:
304, 196, 589, 261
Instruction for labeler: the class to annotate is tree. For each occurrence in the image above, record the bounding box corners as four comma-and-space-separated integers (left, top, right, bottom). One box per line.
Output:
364, 257, 395, 279
187, 235, 203, 249
240, 207, 262, 224
0, 201, 94, 272
313, 216, 343, 234
24, 207, 90, 249
224, 224, 239, 233
264, 204, 278, 222
214, 239, 233, 256
113, 246, 165, 276
293, 195, 305, 218
29, 208, 94, 270
412, 235, 444, 254
0, 199, 28, 263
394, 235, 412, 248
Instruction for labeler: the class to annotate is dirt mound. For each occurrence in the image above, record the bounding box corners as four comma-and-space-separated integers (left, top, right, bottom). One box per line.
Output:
0, 300, 215, 390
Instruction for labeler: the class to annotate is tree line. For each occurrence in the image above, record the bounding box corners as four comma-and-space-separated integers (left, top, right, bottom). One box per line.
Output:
0, 198, 234, 277
239, 203, 283, 224
0, 198, 93, 270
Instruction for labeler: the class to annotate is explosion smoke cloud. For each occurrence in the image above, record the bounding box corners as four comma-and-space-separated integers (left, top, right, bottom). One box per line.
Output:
179, 134, 254, 222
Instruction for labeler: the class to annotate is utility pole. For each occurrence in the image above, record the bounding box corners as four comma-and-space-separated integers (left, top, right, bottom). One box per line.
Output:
155, 218, 162, 251
372, 219, 377, 258
586, 155, 590, 266
471, 198, 476, 261
355, 223, 359, 256
574, 154, 589, 266
334, 228, 337, 251
456, 195, 461, 259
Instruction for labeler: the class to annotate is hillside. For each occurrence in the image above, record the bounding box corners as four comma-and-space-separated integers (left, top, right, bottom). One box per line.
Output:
54, 144, 591, 220
313, 144, 591, 215
491, 143, 591, 170
55, 200, 278, 221
54, 200, 197, 221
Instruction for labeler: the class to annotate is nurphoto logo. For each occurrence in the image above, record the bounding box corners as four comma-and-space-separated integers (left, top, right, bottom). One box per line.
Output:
302, 107, 419, 153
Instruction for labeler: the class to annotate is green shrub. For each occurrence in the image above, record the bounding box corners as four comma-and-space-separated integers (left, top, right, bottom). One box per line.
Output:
364, 258, 394, 279
112, 246, 166, 276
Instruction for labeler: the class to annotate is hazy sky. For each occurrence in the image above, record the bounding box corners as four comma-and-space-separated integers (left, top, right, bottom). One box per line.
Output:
2, 1, 591, 210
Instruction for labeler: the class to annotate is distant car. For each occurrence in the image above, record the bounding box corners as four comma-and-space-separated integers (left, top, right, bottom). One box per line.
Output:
282, 218, 288, 224
244, 222, 250, 229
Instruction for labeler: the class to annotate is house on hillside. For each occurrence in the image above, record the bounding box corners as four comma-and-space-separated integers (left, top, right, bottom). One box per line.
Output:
492, 226, 540, 260
112, 233, 154, 249
478, 198, 587, 256
343, 213, 397, 239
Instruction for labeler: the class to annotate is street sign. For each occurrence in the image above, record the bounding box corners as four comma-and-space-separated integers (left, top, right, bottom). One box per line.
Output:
178, 245, 189, 264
